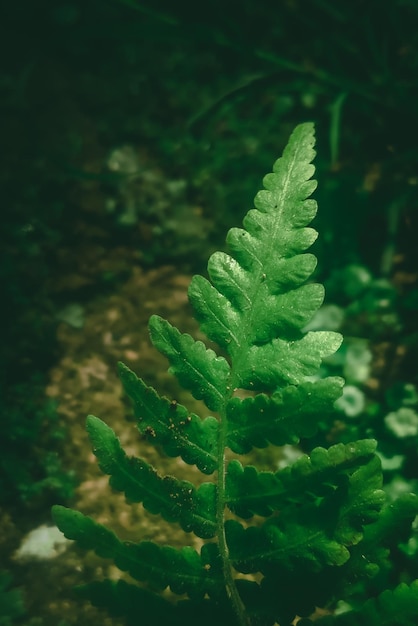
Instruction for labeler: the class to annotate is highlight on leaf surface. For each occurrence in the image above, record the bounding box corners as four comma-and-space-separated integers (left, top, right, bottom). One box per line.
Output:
148, 314, 230, 411
51, 122, 418, 626
188, 122, 342, 394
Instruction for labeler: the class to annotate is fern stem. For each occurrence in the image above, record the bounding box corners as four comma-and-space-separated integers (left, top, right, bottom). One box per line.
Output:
217, 407, 250, 626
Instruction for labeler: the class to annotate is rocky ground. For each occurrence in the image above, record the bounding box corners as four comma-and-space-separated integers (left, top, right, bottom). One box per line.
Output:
8, 262, 212, 625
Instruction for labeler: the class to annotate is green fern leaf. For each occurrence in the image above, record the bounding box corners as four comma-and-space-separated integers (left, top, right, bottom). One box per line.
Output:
226, 512, 351, 575
226, 439, 379, 518
226, 378, 344, 453
52, 506, 223, 599
189, 122, 342, 394
226, 445, 384, 574
334, 454, 385, 545
187, 275, 242, 350
86, 415, 217, 538
236, 330, 342, 390
77, 579, 239, 626
344, 493, 418, 586
118, 362, 218, 474
148, 314, 230, 411
76, 579, 175, 626
362, 492, 418, 550
302, 580, 418, 626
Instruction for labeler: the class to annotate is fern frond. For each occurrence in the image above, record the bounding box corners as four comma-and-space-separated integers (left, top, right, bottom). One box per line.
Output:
226, 378, 344, 453
226, 447, 384, 574
225, 439, 379, 518
52, 506, 223, 599
236, 331, 342, 389
189, 122, 342, 393
76, 580, 175, 626
334, 454, 385, 545
361, 492, 418, 550
187, 275, 242, 350
77, 579, 239, 626
52, 123, 418, 626
118, 362, 218, 474
226, 512, 351, 575
149, 315, 230, 410
344, 492, 418, 585
86, 415, 217, 538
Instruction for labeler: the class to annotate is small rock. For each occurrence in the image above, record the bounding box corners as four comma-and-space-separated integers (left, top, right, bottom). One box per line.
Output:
14, 525, 70, 561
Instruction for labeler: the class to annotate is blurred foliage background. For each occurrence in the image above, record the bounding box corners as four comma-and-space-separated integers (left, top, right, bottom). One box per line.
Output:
1, 0, 418, 621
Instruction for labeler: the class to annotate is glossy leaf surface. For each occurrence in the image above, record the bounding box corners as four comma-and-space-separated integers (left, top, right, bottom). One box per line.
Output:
86, 415, 217, 538
189, 122, 342, 393
118, 362, 218, 474
226, 377, 344, 453
225, 439, 380, 518
149, 315, 230, 411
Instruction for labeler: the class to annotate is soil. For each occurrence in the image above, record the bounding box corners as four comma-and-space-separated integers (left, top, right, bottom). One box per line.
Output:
13, 262, 217, 625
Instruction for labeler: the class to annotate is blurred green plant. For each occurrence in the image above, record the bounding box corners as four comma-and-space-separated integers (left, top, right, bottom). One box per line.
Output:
299, 259, 418, 587
0, 568, 71, 626
0, 571, 25, 626
0, 374, 75, 508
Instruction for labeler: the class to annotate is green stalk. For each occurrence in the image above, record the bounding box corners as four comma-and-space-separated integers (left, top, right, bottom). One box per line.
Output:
216, 402, 250, 626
